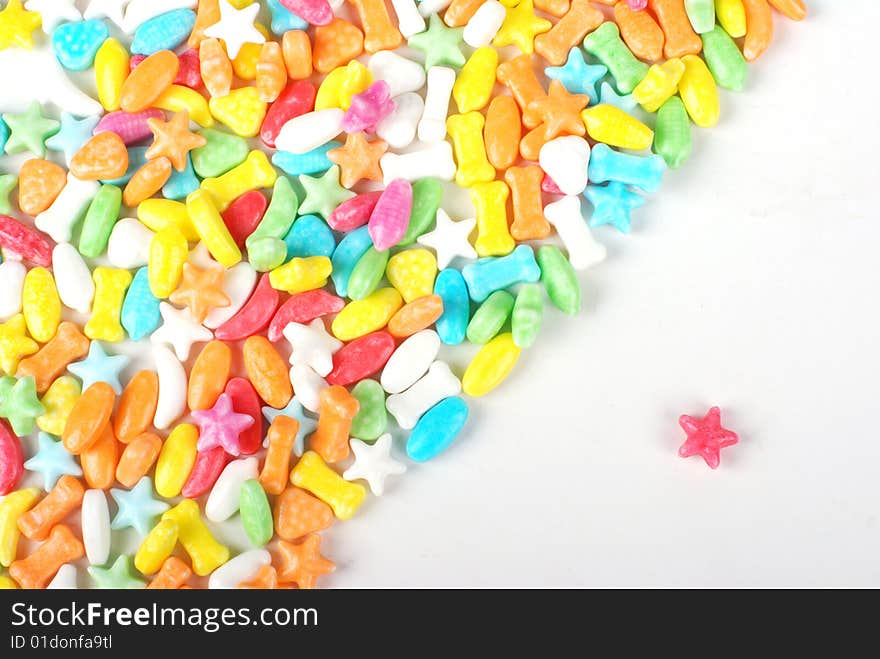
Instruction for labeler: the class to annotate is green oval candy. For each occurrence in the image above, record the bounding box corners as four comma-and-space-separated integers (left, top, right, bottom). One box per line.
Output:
239, 479, 273, 547
511, 283, 543, 348
247, 236, 287, 272
78, 184, 121, 258
191, 128, 249, 178
701, 25, 748, 92
654, 96, 692, 169
398, 178, 443, 246
537, 245, 580, 315
466, 289, 514, 344
350, 379, 387, 442
347, 247, 390, 301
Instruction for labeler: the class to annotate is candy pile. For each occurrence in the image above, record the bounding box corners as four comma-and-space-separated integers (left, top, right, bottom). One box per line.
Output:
0, 0, 804, 589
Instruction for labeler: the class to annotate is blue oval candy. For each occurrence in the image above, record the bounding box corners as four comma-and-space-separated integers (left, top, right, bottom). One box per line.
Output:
434, 268, 469, 345
52, 20, 109, 71
121, 267, 161, 341
272, 141, 340, 177
131, 9, 196, 56
406, 397, 469, 462
330, 226, 372, 298
285, 214, 336, 260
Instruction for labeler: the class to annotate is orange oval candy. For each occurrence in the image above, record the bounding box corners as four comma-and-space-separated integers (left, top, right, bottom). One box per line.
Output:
188, 340, 232, 411
614, 1, 665, 62
62, 381, 115, 454
282, 30, 312, 80
743, 0, 774, 61
123, 156, 172, 207
80, 424, 119, 490
114, 369, 159, 444
312, 18, 364, 74
387, 294, 444, 338
116, 432, 163, 488
243, 335, 292, 409
120, 50, 180, 113
69, 132, 129, 181
484, 95, 521, 170
273, 487, 334, 541
18, 159, 67, 215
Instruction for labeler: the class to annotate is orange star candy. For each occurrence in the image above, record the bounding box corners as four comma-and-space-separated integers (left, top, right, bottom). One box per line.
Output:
523, 79, 589, 141
168, 262, 230, 323
327, 132, 387, 189
145, 111, 207, 172
276, 534, 335, 589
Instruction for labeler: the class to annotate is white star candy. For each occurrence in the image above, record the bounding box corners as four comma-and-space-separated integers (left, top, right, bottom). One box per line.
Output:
123, 0, 196, 33
25, 0, 81, 33
204, 0, 265, 60
418, 209, 478, 269
150, 302, 213, 361
283, 318, 342, 377
83, 0, 131, 29
343, 435, 407, 496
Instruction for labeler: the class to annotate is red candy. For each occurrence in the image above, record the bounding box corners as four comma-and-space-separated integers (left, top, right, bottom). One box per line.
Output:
0, 419, 24, 495
130, 50, 202, 89
0, 215, 54, 267
326, 331, 396, 386
94, 109, 165, 146
267, 289, 345, 342
279, 0, 334, 26
326, 191, 382, 231
260, 80, 316, 148
222, 190, 268, 249
541, 174, 564, 195
224, 377, 263, 455
678, 406, 739, 469
215, 273, 280, 341
181, 446, 228, 498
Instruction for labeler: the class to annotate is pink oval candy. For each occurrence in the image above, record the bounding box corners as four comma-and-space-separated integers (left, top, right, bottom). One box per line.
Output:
94, 109, 165, 145
368, 179, 412, 251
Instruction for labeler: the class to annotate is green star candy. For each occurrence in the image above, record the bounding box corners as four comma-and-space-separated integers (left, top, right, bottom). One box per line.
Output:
408, 13, 465, 69
2, 101, 60, 157
0, 375, 45, 436
0, 174, 16, 214
298, 165, 354, 219
88, 555, 145, 589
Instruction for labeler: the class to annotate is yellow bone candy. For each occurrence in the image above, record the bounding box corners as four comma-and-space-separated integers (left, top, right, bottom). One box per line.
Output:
161, 499, 229, 577
208, 86, 268, 138
0, 314, 37, 375
0, 488, 40, 567
290, 451, 366, 520
679, 54, 720, 128
331, 288, 403, 341
386, 249, 438, 303
269, 256, 332, 294
716, 0, 747, 38
185, 189, 242, 267
453, 47, 498, 113
37, 375, 81, 436
232, 23, 271, 80
200, 150, 277, 211
462, 332, 521, 397
471, 181, 514, 257
94, 38, 129, 112
84, 267, 133, 342
137, 199, 199, 242
155, 423, 199, 499
148, 225, 189, 299
154, 85, 214, 127
447, 112, 496, 188
22, 267, 61, 343
633, 58, 686, 113
581, 104, 654, 150
134, 518, 179, 576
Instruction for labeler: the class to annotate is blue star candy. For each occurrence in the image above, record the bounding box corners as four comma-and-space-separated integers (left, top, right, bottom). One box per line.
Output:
598, 81, 638, 115
45, 112, 100, 164
110, 477, 169, 537
23, 432, 82, 490
262, 397, 316, 455
67, 341, 130, 394
545, 48, 607, 106
266, 0, 308, 34
585, 181, 646, 234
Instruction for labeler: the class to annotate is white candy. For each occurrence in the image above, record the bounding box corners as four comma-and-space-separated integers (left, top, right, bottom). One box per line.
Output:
275, 108, 344, 155
390, 0, 425, 37
83, 0, 129, 30
289, 363, 328, 414
203, 0, 265, 59
0, 48, 102, 116
543, 196, 607, 270
380, 329, 441, 394
35, 173, 99, 244
539, 136, 591, 196
205, 457, 259, 523
380, 141, 457, 184
368, 51, 426, 97
122, 0, 196, 33
107, 218, 154, 269
204, 261, 257, 329
81, 490, 111, 567
419, 0, 452, 18
463, 0, 506, 47
386, 360, 461, 430
342, 435, 406, 496
418, 66, 456, 143
208, 549, 271, 589
52, 243, 95, 314
151, 302, 213, 361
283, 318, 342, 377
417, 208, 477, 269
375, 92, 424, 149
25, 0, 81, 33
47, 564, 78, 589
0, 260, 26, 321
153, 344, 187, 430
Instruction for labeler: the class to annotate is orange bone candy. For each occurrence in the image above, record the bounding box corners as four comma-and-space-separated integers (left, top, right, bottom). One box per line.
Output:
484, 95, 521, 170
9, 525, 84, 589
743, 0, 774, 61
312, 18, 364, 74
120, 50, 180, 113
444, 0, 487, 27
243, 336, 292, 409
505, 165, 550, 241
62, 382, 115, 454
17, 322, 89, 394
80, 425, 119, 490
116, 432, 163, 488
123, 157, 173, 207
309, 385, 360, 463
648, 0, 702, 58
259, 415, 299, 496
199, 37, 233, 98
147, 556, 193, 589
188, 340, 232, 411
614, 1, 665, 62
257, 42, 287, 103
387, 294, 444, 338
534, 0, 604, 66
17, 476, 85, 541
348, 0, 402, 52
18, 159, 67, 216
282, 30, 312, 80
114, 370, 159, 444
535, 0, 571, 18
274, 487, 335, 542
496, 55, 546, 129
69, 132, 129, 181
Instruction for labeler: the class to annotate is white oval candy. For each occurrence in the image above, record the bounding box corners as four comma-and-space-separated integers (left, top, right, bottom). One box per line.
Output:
47, 564, 78, 589
0, 260, 26, 320
463, 0, 506, 47
418, 66, 456, 143
275, 108, 344, 155
386, 360, 461, 430
205, 457, 259, 523
107, 218, 154, 269
289, 363, 328, 414
376, 92, 424, 149
52, 243, 95, 314
419, 0, 452, 17
543, 196, 607, 270
208, 549, 271, 589
203, 261, 257, 329
539, 136, 591, 196
380, 329, 441, 394
153, 344, 187, 430
81, 489, 111, 566
390, 0, 425, 38
368, 51, 426, 97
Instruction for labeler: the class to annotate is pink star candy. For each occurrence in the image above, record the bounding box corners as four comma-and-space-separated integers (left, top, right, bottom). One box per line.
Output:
678, 406, 739, 469
341, 81, 396, 134
193, 393, 255, 457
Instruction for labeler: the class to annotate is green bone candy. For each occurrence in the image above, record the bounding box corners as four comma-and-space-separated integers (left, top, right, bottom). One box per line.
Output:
191, 128, 249, 178
246, 176, 299, 271
654, 96, 692, 169
466, 289, 514, 344
398, 177, 443, 246
684, 0, 715, 34
239, 479, 273, 547
347, 247, 390, 301
350, 379, 388, 442
78, 184, 122, 258
511, 283, 543, 348
536, 245, 580, 315
583, 22, 648, 95
700, 25, 748, 92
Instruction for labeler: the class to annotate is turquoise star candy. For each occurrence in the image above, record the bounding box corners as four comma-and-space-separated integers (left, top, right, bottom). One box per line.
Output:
46, 112, 100, 164
0, 375, 45, 436
67, 341, 130, 394
2, 101, 60, 157
298, 165, 355, 219
262, 397, 317, 455
585, 181, 646, 234
88, 555, 145, 589
24, 432, 83, 490
598, 81, 638, 115
408, 13, 465, 69
546, 48, 607, 106
0, 174, 17, 214
110, 477, 169, 537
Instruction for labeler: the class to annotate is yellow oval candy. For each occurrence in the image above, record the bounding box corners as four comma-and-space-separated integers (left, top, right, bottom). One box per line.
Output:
269, 256, 332, 294
581, 104, 654, 150
633, 58, 685, 113
185, 189, 242, 267
678, 54, 720, 128
331, 288, 403, 341
138, 198, 199, 242
22, 267, 61, 343
37, 375, 81, 436
154, 84, 214, 127
154, 423, 198, 499
462, 332, 521, 397
95, 37, 129, 112
386, 249, 438, 303
149, 226, 189, 298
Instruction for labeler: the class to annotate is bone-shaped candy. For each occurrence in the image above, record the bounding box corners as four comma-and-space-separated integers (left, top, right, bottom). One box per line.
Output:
471, 181, 514, 257
588, 143, 666, 193
376, 92, 424, 149
534, 0, 604, 66
17, 321, 89, 394
348, 0, 403, 52
380, 141, 456, 184
583, 22, 650, 95
496, 55, 546, 128
368, 51, 426, 97
290, 450, 366, 520
505, 165, 550, 241
162, 499, 230, 577
418, 66, 456, 143
9, 524, 84, 589
84, 267, 132, 343
18, 475, 85, 542
461, 244, 541, 303
386, 360, 461, 430
208, 549, 271, 590
447, 112, 495, 188
544, 196, 607, 270
310, 385, 360, 463
35, 173, 99, 244
200, 150, 278, 211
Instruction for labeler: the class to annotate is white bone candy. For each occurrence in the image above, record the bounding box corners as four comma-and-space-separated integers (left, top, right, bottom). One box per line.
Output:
275, 108, 344, 155
52, 243, 95, 314
380, 329, 441, 394
368, 51, 426, 97
386, 360, 461, 430
208, 549, 271, 589
463, 0, 506, 47
47, 564, 78, 589
390, 0, 425, 38
153, 344, 187, 430
543, 196, 607, 270
418, 66, 456, 143
380, 141, 457, 185
107, 218, 154, 269
204, 261, 257, 329
289, 363, 328, 414
376, 92, 424, 149
35, 173, 99, 244
81, 489, 111, 566
283, 318, 342, 377
205, 457, 259, 523
0, 260, 26, 320
539, 136, 591, 196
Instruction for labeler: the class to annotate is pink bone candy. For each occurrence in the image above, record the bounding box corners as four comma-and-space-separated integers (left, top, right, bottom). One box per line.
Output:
267, 289, 345, 342
94, 109, 165, 145
341, 81, 396, 134
278, 0, 334, 26
326, 191, 382, 232
0, 215, 54, 266
368, 179, 412, 251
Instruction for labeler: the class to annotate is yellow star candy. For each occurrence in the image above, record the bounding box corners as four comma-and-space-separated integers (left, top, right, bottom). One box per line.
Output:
492, 0, 551, 55
0, 314, 38, 375
0, 0, 41, 51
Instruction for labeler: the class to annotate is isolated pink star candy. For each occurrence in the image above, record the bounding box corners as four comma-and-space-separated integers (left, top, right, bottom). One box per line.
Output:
677, 406, 739, 469
193, 393, 255, 457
